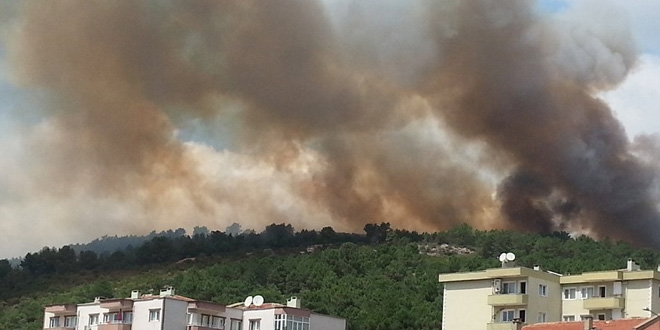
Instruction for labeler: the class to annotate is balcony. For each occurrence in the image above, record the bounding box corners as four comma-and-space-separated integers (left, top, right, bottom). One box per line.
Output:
583, 297, 625, 310
187, 326, 224, 330
487, 294, 528, 306
188, 301, 225, 314
45, 305, 77, 315
97, 323, 132, 330
100, 299, 133, 311
487, 322, 525, 330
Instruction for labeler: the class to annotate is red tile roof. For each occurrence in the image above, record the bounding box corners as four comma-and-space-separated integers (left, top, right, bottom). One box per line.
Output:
522, 318, 649, 330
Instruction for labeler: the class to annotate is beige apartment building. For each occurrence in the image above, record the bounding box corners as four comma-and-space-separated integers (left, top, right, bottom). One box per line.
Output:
439, 265, 562, 330
439, 259, 660, 330
560, 260, 660, 322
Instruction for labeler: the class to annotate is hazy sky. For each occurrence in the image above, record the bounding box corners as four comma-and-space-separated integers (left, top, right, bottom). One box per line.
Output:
1, 0, 659, 259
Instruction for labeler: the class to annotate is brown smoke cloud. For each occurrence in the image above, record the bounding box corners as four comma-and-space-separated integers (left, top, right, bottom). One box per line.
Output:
0, 0, 658, 256
422, 0, 660, 244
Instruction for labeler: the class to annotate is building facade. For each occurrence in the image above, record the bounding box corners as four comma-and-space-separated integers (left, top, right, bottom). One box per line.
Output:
43, 288, 346, 330
439, 259, 660, 330
439, 265, 562, 330
560, 260, 660, 322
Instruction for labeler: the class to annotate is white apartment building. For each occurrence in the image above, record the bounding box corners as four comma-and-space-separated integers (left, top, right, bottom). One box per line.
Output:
439, 258, 660, 330
43, 288, 346, 330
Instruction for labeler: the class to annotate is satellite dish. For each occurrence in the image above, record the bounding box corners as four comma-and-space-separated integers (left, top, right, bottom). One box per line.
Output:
244, 296, 253, 307
499, 253, 507, 262
253, 295, 264, 307
506, 252, 516, 261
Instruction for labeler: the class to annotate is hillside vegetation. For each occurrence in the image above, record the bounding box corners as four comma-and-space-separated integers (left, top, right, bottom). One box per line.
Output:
1, 224, 659, 330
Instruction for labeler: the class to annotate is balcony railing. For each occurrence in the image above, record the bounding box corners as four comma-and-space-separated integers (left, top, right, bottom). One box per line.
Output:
188, 301, 225, 314
97, 323, 132, 330
186, 323, 225, 330
187, 326, 224, 330
44, 305, 77, 315
98, 325, 131, 330
99, 299, 133, 310
487, 322, 525, 330
583, 297, 625, 310
487, 294, 528, 306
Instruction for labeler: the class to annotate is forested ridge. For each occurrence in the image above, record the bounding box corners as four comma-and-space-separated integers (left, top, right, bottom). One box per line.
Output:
2, 223, 660, 330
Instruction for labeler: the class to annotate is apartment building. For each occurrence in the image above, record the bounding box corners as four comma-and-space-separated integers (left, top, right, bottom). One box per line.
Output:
439, 258, 660, 330
233, 297, 346, 330
43, 288, 346, 330
439, 264, 562, 330
560, 260, 660, 322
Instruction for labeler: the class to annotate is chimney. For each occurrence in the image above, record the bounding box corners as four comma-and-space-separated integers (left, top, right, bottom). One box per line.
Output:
160, 286, 175, 297
131, 290, 140, 299
512, 318, 523, 330
583, 315, 593, 330
627, 259, 640, 271
287, 296, 301, 308
533, 265, 540, 271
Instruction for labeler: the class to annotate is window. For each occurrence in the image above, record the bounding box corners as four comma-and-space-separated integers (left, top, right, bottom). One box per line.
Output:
231, 319, 242, 330
201, 314, 210, 326
275, 315, 310, 330
104, 312, 119, 324
275, 314, 284, 330
89, 314, 99, 325
599, 285, 607, 298
563, 288, 576, 300
122, 311, 133, 324
519, 281, 527, 294
597, 314, 606, 321
519, 310, 526, 323
502, 281, 517, 294
501, 310, 516, 322
49, 317, 60, 328
537, 312, 546, 323
249, 319, 261, 330
538, 284, 547, 297
580, 286, 594, 299
563, 315, 576, 321
64, 316, 77, 327
212, 316, 225, 328
149, 309, 161, 322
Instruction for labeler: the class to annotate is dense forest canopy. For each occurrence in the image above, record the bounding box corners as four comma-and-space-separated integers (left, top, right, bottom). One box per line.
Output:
1, 223, 659, 330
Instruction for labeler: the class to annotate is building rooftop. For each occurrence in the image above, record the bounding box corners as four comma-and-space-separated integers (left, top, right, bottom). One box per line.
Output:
521, 317, 655, 330
138, 294, 196, 302
438, 266, 560, 283
231, 302, 300, 310
439, 259, 660, 284
560, 270, 660, 284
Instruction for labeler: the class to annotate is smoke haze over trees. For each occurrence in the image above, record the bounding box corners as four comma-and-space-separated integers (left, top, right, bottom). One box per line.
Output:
1, 0, 660, 256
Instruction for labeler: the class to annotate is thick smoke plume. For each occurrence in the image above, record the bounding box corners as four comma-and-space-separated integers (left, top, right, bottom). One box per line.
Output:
0, 0, 659, 256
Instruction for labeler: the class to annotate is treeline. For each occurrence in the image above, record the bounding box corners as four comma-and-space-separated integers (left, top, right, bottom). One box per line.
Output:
68, 227, 190, 255
0, 222, 411, 300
